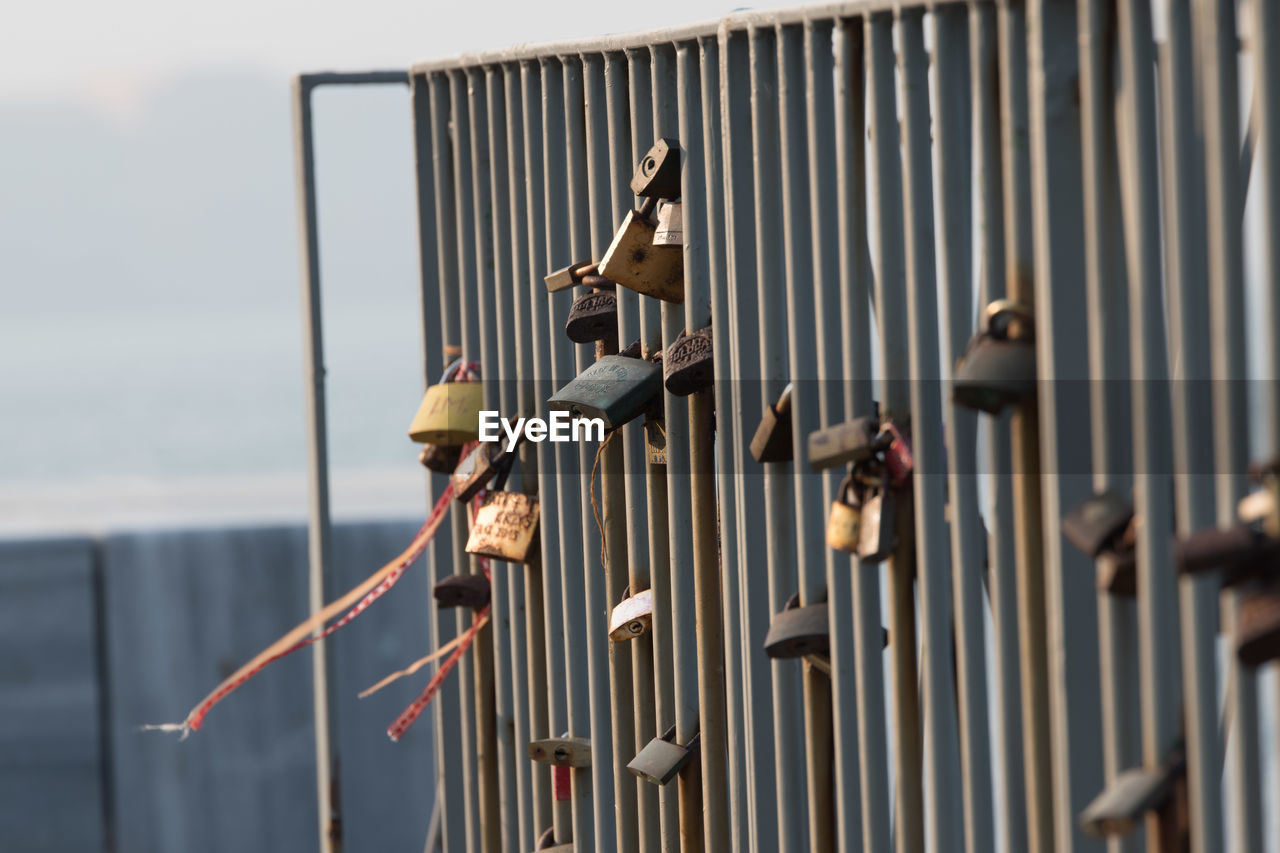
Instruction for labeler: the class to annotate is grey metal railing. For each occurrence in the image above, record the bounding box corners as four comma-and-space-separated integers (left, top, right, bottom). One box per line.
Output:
295, 1, 1280, 851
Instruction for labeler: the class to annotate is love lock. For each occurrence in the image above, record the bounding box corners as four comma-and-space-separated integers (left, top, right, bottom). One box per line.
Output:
528, 736, 592, 767
857, 482, 897, 565
1079, 749, 1185, 839
408, 359, 484, 445
453, 441, 513, 503
417, 442, 462, 475
627, 726, 699, 786
433, 573, 490, 609
826, 473, 863, 555
750, 383, 793, 463
565, 289, 618, 344
531, 824, 572, 852
1175, 524, 1280, 588
630, 138, 681, 198
663, 326, 713, 396
465, 491, 540, 565
807, 415, 885, 471
764, 593, 829, 659
547, 353, 663, 430
609, 589, 654, 642
1063, 490, 1138, 596
953, 300, 1037, 415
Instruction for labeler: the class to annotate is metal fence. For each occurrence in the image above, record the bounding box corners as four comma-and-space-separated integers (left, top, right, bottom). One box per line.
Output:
294, 1, 1280, 851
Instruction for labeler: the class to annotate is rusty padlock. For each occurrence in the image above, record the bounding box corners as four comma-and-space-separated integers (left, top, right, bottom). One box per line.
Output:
1063, 490, 1138, 596
857, 481, 897, 564
565, 289, 618, 344
630, 138, 681, 198
664, 326, 713, 396
547, 353, 663, 430
465, 491, 540, 564
750, 383, 793, 463
598, 210, 685, 304
764, 593, 830, 659
418, 442, 463, 475
826, 473, 863, 554
433, 573, 490, 609
953, 300, 1037, 415
453, 441, 513, 503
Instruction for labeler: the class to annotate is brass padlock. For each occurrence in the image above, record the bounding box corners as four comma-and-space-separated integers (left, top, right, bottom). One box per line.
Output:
598, 210, 685, 303
1079, 750, 1185, 839
644, 416, 667, 465
547, 354, 662, 430
630, 138, 681, 198
764, 593, 829, 659
953, 300, 1037, 415
465, 491, 540, 564
857, 485, 896, 564
663, 326, 713, 396
433, 573, 490, 609
750, 383, 793, 463
1236, 576, 1280, 666
627, 725, 699, 786
418, 442, 462, 475
565, 289, 618, 344
528, 736, 592, 767
609, 589, 654, 641
653, 200, 683, 246
407, 359, 484, 445
826, 474, 863, 554
808, 416, 884, 471
453, 442, 512, 503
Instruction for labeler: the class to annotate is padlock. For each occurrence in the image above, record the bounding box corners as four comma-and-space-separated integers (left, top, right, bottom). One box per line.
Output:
764, 593, 830, 659
880, 420, 914, 486
418, 442, 462, 475
407, 359, 484, 445
750, 383, 793, 463
644, 416, 667, 465
630, 138, 681, 198
547, 354, 663, 430
663, 326, 713, 396
565, 289, 618, 344
628, 726, 699, 786
433, 573, 490, 609
528, 736, 592, 767
653, 200, 683, 246
1236, 576, 1280, 666
453, 441, 512, 503
532, 827, 573, 852
808, 416, 884, 470
953, 300, 1037, 415
544, 259, 595, 293
1063, 490, 1135, 559
827, 474, 863, 554
465, 491, 540, 564
609, 589, 654, 642
1079, 748, 1186, 839
1175, 524, 1280, 587
857, 486, 897, 564
598, 210, 685, 303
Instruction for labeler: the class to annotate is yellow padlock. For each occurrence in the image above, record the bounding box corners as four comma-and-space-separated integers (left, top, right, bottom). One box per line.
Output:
826, 474, 863, 554
408, 359, 484, 445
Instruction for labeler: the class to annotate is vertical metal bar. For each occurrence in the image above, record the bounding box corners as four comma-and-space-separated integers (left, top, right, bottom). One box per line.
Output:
1156, 3, 1223, 851
1114, 4, 1182, 850
777, 22, 835, 853
1196, 0, 1265, 847
1027, 2, 1107, 851
933, 7, 995, 851
803, 18, 863, 853
977, 6, 1027, 848
1076, 4, 1142, 853
998, 2, 1058, 847
866, 15, 923, 853
748, 24, 809, 853
1258, 0, 1280, 447
414, 70, 468, 853
651, 40, 704, 853
582, 50, 634, 853
559, 55, 601, 850
834, 17, 891, 853
717, 27, 779, 852
896, 11, 965, 848
290, 74, 343, 853
679, 35, 732, 853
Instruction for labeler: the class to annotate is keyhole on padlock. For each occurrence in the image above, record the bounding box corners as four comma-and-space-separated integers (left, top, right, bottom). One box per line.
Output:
643, 156, 657, 175
554, 747, 570, 763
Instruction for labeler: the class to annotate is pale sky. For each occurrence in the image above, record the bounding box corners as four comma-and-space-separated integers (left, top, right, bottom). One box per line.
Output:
0, 0, 757, 103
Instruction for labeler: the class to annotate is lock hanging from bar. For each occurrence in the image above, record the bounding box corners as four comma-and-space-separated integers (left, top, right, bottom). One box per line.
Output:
565, 289, 619, 344
1236, 575, 1280, 666
528, 736, 592, 767
547, 353, 662, 431
663, 325, 713, 396
408, 357, 484, 445
599, 138, 685, 303
827, 473, 863, 554
627, 725, 699, 786
750, 383, 793, 463
952, 300, 1037, 415
856, 480, 897, 564
653, 200, 683, 247
465, 491, 540, 564
609, 589, 654, 642
418, 442, 462, 475
1079, 746, 1186, 839
453, 441, 514, 503
808, 414, 885, 471
630, 138, 681, 198
764, 592, 830, 659
1063, 490, 1138, 597
433, 573, 490, 609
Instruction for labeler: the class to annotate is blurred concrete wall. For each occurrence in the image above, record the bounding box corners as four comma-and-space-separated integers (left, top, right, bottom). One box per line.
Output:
0, 519, 437, 853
